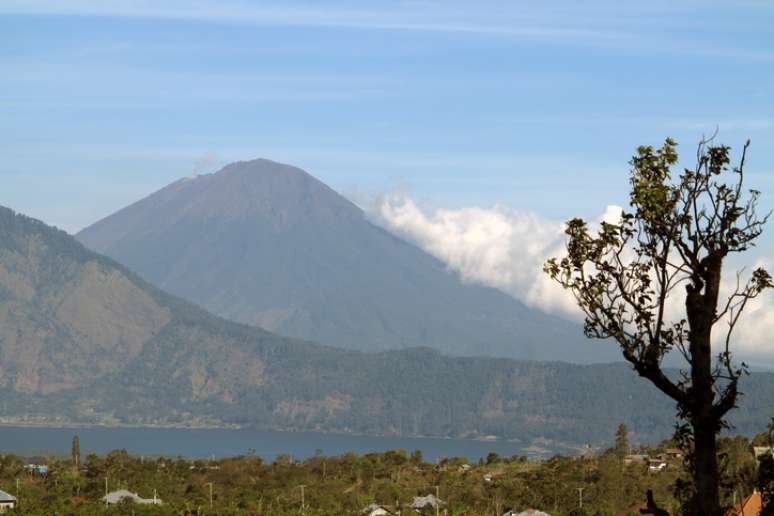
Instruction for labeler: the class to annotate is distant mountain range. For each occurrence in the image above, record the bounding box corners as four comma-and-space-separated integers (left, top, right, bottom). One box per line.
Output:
2, 205, 774, 449
77, 158, 616, 362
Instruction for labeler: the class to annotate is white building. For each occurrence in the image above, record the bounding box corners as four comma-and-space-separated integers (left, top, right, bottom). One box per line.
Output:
0, 490, 16, 513
102, 489, 162, 505
411, 494, 445, 512
362, 503, 394, 515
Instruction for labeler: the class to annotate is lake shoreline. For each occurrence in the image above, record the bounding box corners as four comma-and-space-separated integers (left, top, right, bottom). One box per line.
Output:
0, 425, 566, 461
0, 420, 533, 444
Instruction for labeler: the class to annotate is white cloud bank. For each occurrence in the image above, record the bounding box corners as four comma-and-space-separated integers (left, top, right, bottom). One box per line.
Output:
372, 193, 581, 319
370, 193, 774, 363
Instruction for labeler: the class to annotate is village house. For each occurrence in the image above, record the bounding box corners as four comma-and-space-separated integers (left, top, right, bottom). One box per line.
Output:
663, 447, 683, 459
728, 490, 762, 516
361, 502, 395, 516
24, 464, 48, 477
753, 446, 774, 460
0, 490, 16, 513
102, 489, 162, 505
623, 454, 648, 465
648, 459, 667, 472
411, 494, 444, 512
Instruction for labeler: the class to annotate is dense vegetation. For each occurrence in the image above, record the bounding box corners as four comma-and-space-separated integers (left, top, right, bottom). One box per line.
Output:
0, 429, 770, 515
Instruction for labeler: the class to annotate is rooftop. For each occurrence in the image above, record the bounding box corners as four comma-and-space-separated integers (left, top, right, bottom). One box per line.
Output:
728, 490, 762, 516
102, 489, 161, 505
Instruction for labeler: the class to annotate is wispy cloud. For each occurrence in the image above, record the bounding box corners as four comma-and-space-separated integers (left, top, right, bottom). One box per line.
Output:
0, 1, 616, 41
0, 62, 397, 109
3, 0, 771, 60
370, 192, 579, 317
664, 119, 774, 132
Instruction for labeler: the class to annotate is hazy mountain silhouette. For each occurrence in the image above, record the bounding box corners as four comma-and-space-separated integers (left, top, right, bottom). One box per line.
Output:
78, 159, 615, 362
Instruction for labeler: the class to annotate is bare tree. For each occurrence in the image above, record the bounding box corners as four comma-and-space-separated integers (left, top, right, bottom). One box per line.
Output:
544, 137, 772, 515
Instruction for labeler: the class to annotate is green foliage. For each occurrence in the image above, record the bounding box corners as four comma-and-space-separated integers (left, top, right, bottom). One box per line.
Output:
758, 419, 774, 515
544, 138, 770, 380
485, 452, 500, 465
759, 455, 774, 515
615, 424, 630, 458
71, 434, 80, 468
0, 438, 729, 515
545, 138, 771, 514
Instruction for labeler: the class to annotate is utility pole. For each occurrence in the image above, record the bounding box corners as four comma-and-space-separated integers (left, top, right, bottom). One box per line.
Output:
207, 482, 213, 508
105, 478, 109, 506
576, 487, 584, 509
15, 478, 19, 507
299, 484, 306, 513
435, 485, 440, 516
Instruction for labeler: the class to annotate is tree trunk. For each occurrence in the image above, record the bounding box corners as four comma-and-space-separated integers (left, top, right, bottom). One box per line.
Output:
686, 260, 723, 515
689, 329, 721, 515
692, 412, 721, 514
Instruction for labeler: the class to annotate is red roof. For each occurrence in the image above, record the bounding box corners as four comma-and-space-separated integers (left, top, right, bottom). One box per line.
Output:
729, 491, 762, 516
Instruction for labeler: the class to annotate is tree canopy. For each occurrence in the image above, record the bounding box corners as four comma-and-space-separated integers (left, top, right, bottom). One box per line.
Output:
545, 137, 772, 515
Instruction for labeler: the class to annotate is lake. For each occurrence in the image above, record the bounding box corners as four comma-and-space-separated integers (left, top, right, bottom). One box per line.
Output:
0, 426, 547, 462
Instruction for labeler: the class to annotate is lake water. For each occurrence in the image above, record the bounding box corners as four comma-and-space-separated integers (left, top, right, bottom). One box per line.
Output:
0, 426, 542, 462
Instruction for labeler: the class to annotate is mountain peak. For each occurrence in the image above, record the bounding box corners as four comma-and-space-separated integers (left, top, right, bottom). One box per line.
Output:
203, 158, 362, 224
77, 158, 618, 362
210, 158, 311, 182
175, 158, 314, 191
220, 157, 304, 172
80, 159, 363, 252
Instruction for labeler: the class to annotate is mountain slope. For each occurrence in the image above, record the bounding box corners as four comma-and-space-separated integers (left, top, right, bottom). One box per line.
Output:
77, 159, 614, 362
2, 205, 774, 449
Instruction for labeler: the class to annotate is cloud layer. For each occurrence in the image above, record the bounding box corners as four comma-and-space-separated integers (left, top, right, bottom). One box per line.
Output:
370, 193, 774, 364
371, 193, 584, 318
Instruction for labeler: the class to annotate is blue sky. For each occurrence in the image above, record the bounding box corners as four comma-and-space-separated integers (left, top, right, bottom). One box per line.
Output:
1, 0, 773, 234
